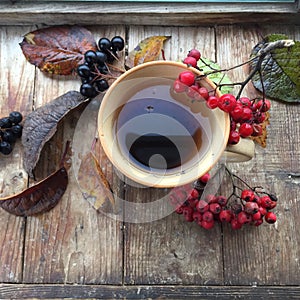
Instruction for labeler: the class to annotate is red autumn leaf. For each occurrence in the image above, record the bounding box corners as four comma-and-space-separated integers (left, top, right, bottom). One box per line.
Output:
20, 26, 97, 75
125, 36, 170, 69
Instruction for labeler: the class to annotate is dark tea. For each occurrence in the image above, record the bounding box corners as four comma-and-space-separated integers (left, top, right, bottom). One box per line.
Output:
114, 82, 212, 173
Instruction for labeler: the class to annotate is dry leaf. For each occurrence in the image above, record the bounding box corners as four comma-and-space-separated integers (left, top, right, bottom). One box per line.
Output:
126, 36, 170, 69
0, 167, 68, 216
20, 26, 97, 75
22, 91, 88, 177
250, 112, 270, 148
77, 151, 115, 212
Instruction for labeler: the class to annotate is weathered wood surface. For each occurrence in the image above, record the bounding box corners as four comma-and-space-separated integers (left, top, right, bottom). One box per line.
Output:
1, 284, 300, 299
0, 2, 299, 26
0, 22, 300, 299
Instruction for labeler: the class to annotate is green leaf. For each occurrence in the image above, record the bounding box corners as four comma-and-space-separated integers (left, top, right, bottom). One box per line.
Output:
198, 57, 233, 94
249, 34, 300, 103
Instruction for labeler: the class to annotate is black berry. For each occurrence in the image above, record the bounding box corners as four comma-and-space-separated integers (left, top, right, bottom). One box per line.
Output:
80, 83, 97, 98
98, 38, 111, 52
0, 141, 13, 155
0, 117, 12, 129
9, 111, 23, 124
84, 50, 98, 64
95, 79, 109, 92
77, 64, 92, 78
111, 36, 125, 51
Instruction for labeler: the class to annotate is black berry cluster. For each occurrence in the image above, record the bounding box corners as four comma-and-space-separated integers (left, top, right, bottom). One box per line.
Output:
77, 36, 125, 98
0, 111, 23, 155
169, 170, 278, 230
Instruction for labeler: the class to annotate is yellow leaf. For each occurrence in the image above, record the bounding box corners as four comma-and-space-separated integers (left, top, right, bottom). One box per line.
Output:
126, 36, 170, 68
77, 151, 115, 212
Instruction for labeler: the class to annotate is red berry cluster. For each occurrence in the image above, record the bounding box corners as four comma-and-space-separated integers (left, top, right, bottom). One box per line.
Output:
169, 172, 277, 230
174, 48, 271, 146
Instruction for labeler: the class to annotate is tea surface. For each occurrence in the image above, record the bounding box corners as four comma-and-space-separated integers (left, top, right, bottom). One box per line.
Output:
115, 83, 212, 173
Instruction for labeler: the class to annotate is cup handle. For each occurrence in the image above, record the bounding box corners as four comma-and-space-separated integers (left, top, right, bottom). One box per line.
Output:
222, 138, 255, 162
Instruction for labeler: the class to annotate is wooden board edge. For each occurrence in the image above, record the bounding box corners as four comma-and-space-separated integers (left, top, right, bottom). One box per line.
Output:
1, 284, 300, 299
0, 2, 299, 26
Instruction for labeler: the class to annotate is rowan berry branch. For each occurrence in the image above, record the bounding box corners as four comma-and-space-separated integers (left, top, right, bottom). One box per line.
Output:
197, 39, 294, 99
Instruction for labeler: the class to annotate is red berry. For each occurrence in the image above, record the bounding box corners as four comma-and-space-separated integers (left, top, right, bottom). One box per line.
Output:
253, 219, 264, 226
173, 79, 186, 93
187, 49, 201, 61
203, 211, 214, 222
183, 56, 197, 68
239, 123, 253, 138
219, 210, 232, 222
218, 94, 237, 113
244, 202, 259, 215
238, 97, 251, 107
259, 206, 267, 216
201, 220, 215, 230
256, 99, 271, 112
237, 211, 252, 224
216, 195, 227, 206
187, 85, 201, 100
190, 188, 199, 199
269, 200, 277, 209
230, 120, 237, 131
265, 212, 277, 224
196, 199, 209, 213
230, 104, 244, 122
205, 194, 217, 204
193, 211, 203, 224
209, 203, 222, 214
206, 95, 219, 109
175, 205, 184, 214
182, 206, 194, 222
241, 189, 255, 202
228, 130, 240, 145
252, 124, 263, 136
254, 112, 266, 124
252, 211, 262, 221
178, 71, 195, 87
186, 197, 197, 208
231, 218, 243, 230
241, 107, 253, 121
199, 173, 210, 183
260, 196, 273, 209
198, 87, 209, 100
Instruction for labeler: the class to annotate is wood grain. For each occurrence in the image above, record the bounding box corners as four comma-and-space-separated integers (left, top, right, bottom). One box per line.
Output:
0, 20, 299, 293
124, 26, 224, 285
0, 2, 299, 26
22, 26, 125, 284
0, 25, 36, 283
216, 24, 300, 285
1, 284, 300, 299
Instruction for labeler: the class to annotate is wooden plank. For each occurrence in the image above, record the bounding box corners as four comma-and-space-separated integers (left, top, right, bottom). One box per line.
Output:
123, 26, 224, 285
21, 25, 125, 284
0, 2, 299, 26
0, 25, 36, 283
216, 24, 300, 285
1, 284, 300, 299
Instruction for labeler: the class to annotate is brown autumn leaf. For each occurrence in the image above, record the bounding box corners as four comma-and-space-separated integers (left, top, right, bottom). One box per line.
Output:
250, 111, 270, 148
20, 26, 97, 75
0, 167, 68, 216
77, 151, 115, 213
125, 36, 170, 69
22, 91, 89, 177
